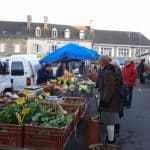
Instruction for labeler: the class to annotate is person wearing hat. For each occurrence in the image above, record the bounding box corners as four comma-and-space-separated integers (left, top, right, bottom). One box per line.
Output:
122, 58, 138, 108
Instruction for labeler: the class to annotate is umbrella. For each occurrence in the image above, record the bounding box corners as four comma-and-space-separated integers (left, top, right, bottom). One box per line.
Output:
40, 43, 100, 64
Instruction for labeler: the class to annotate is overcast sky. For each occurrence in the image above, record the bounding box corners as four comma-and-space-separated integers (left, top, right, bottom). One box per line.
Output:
1, 0, 150, 39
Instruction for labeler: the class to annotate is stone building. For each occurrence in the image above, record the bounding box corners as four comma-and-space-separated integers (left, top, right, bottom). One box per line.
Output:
0, 16, 93, 58
93, 29, 150, 60
0, 15, 150, 60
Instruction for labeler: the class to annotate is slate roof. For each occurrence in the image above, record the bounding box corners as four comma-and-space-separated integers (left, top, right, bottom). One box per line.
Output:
0, 21, 91, 40
94, 29, 150, 46
0, 20, 150, 46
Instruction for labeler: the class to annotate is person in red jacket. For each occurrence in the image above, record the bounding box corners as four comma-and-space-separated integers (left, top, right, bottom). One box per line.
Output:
122, 59, 138, 108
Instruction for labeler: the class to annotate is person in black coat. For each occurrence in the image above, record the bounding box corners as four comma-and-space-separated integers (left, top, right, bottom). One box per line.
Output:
56, 63, 64, 77
37, 64, 56, 85
138, 59, 145, 84
79, 62, 88, 76
95, 67, 102, 90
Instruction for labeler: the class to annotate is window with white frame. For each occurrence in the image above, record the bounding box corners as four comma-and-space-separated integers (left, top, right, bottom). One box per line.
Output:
118, 48, 129, 57
51, 28, 58, 38
79, 30, 85, 40
101, 47, 112, 56
135, 48, 148, 56
33, 44, 42, 53
64, 28, 71, 39
14, 44, 20, 53
0, 44, 5, 52
35, 26, 41, 37
52, 45, 57, 52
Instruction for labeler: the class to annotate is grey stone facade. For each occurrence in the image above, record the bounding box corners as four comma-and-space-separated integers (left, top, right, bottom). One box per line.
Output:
0, 16, 150, 59
0, 38, 27, 57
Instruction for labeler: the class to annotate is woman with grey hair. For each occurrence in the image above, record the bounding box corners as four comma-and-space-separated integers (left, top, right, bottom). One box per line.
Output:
110, 59, 121, 69
110, 59, 124, 135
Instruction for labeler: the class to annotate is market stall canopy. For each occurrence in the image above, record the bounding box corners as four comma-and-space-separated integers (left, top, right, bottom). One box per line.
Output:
39, 43, 100, 64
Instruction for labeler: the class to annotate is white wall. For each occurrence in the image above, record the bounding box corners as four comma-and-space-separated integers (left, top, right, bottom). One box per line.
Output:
27, 38, 92, 55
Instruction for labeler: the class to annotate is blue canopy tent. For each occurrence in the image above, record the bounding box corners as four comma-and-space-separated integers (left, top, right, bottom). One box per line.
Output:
40, 43, 100, 64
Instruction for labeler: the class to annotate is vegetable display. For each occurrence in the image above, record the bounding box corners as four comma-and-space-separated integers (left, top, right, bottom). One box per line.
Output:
0, 98, 73, 128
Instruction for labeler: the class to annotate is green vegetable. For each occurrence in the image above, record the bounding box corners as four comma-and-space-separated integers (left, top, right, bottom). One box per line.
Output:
0, 100, 73, 128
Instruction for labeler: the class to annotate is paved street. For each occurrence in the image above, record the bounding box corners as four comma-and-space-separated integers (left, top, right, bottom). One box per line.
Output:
66, 80, 150, 150
118, 80, 150, 150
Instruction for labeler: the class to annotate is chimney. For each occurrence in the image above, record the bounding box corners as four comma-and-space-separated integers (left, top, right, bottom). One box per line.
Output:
27, 15, 32, 31
90, 19, 94, 31
44, 16, 48, 30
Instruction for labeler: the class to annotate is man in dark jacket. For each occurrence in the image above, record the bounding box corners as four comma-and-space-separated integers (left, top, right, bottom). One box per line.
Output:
79, 62, 88, 76
98, 55, 121, 143
95, 67, 102, 90
138, 59, 145, 84
56, 63, 64, 77
37, 64, 56, 85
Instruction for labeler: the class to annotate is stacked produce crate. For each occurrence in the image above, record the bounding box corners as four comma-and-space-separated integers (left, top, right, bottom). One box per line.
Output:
0, 95, 87, 150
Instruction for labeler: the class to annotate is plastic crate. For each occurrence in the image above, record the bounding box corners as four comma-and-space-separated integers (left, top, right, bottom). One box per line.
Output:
0, 101, 13, 109
60, 104, 80, 131
0, 101, 7, 108
24, 124, 70, 150
0, 97, 14, 109
45, 103, 80, 134
24, 104, 79, 150
64, 97, 87, 119
40, 84, 54, 93
43, 102, 80, 129
0, 124, 23, 148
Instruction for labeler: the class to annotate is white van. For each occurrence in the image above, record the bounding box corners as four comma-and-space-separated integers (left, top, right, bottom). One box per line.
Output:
0, 55, 40, 94
0, 57, 11, 95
